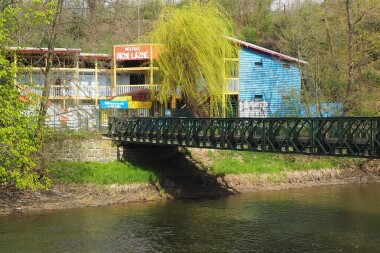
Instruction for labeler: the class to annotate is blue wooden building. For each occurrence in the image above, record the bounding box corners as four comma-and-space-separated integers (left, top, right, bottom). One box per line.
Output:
227, 37, 307, 117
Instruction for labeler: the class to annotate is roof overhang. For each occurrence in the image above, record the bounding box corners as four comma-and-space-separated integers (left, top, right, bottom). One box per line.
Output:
9, 47, 81, 54
226, 37, 308, 65
79, 53, 112, 60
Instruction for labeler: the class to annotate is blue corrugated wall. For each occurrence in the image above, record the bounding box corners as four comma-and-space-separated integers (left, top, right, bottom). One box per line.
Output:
239, 48, 302, 117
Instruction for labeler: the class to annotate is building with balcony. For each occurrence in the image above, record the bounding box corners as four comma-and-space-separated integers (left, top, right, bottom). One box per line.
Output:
227, 37, 307, 117
10, 39, 306, 129
11, 44, 162, 129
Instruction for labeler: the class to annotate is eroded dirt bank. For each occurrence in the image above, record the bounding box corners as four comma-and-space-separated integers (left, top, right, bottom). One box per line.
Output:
1, 160, 380, 216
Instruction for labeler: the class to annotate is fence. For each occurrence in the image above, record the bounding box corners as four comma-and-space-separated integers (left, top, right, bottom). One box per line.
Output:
46, 105, 103, 131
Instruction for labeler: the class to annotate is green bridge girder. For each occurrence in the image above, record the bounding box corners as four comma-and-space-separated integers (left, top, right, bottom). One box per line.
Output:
108, 117, 380, 158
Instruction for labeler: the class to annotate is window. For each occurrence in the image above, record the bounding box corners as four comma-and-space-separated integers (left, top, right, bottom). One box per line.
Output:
254, 95, 263, 100
79, 72, 95, 86
64, 72, 75, 86
116, 73, 129, 85
32, 72, 45, 86
130, 73, 145, 85
98, 73, 111, 86
17, 72, 31, 84
254, 61, 263, 67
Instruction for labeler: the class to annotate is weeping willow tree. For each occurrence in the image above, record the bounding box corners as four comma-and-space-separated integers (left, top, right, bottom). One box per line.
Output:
151, 1, 237, 117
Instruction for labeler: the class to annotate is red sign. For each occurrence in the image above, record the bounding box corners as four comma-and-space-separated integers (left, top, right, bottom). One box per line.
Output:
115, 45, 156, 61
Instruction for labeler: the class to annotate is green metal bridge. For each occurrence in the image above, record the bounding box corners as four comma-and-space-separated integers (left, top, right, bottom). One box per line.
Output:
108, 117, 380, 158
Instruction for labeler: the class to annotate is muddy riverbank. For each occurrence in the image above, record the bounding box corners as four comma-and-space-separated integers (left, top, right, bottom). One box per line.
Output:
1, 160, 380, 215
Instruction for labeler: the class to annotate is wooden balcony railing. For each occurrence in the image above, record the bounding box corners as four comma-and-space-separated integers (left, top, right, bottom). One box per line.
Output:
31, 84, 161, 99
116, 84, 160, 95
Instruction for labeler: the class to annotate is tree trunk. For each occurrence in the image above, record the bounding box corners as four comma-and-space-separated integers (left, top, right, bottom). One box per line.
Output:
344, 0, 354, 115
35, 0, 63, 139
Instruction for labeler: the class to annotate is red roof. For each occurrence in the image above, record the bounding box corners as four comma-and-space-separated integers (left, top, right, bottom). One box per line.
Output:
226, 37, 308, 65
9, 47, 112, 59
79, 53, 112, 60
9, 47, 81, 54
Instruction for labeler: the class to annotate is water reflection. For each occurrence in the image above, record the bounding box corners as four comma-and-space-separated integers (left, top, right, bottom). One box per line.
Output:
1, 184, 380, 252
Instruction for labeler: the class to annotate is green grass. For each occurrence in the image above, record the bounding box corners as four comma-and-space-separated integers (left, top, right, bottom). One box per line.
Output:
48, 151, 361, 185
207, 150, 356, 175
48, 161, 158, 185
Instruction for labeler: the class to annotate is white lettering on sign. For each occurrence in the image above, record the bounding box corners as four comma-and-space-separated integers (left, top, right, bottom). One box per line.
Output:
132, 51, 149, 59
116, 46, 150, 60
100, 100, 128, 109
125, 47, 140, 52
105, 101, 123, 108
116, 52, 129, 60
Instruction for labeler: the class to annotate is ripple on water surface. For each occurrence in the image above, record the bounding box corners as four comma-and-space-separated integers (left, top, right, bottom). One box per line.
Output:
0, 183, 380, 252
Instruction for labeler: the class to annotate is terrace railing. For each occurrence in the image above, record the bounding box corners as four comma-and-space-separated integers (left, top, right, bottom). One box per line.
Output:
31, 84, 160, 99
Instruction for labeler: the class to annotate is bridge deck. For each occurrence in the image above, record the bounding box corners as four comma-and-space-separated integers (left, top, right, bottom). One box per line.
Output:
108, 117, 380, 158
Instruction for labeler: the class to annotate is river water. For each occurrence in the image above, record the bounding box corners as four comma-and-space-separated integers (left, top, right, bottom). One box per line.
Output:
1, 183, 380, 252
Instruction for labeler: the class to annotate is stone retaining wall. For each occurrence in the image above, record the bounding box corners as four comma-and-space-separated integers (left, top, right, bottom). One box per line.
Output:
43, 137, 178, 163
43, 137, 117, 162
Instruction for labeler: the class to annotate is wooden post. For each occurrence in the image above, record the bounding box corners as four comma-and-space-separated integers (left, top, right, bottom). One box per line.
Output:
112, 46, 117, 97
150, 44, 154, 87
62, 57, 66, 109
210, 96, 213, 117
95, 59, 98, 105
171, 90, 177, 109
75, 54, 79, 105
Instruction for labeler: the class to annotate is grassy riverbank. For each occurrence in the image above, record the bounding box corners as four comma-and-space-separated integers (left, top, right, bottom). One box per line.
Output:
48, 149, 358, 185
206, 150, 354, 174
49, 161, 158, 185
2, 149, 379, 215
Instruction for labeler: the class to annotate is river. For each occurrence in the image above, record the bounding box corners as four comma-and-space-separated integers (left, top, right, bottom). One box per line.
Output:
1, 183, 379, 252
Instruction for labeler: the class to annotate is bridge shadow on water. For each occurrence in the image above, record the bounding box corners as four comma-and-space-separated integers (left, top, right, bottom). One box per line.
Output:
120, 146, 237, 199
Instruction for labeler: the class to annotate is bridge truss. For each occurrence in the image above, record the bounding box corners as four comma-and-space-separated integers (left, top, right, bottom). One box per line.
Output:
108, 117, 380, 158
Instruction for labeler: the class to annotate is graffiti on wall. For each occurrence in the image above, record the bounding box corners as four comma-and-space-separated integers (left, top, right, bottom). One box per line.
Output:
239, 100, 269, 118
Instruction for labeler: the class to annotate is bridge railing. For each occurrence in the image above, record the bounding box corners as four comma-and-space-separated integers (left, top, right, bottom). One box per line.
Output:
108, 117, 380, 158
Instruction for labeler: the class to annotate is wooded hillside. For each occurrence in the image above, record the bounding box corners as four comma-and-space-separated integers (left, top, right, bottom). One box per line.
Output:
4, 0, 380, 115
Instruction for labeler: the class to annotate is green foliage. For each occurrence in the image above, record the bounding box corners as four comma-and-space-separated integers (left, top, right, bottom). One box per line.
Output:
242, 0, 273, 46
0, 55, 49, 189
7, 0, 57, 47
151, 1, 238, 116
0, 3, 55, 190
49, 161, 158, 185
240, 26, 259, 44
207, 150, 349, 175
277, 0, 380, 115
